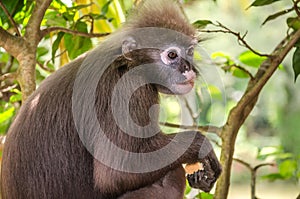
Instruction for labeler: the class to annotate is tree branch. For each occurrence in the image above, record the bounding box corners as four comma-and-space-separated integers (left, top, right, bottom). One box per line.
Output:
214, 28, 300, 199
0, 27, 23, 58
0, 1, 21, 36
40, 27, 110, 39
24, 0, 52, 46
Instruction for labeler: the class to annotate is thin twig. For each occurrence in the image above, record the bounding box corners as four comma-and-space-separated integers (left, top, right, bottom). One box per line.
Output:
159, 122, 222, 136
0, 84, 17, 92
0, 73, 17, 82
200, 22, 270, 57
233, 158, 251, 170
77, 14, 95, 33
36, 61, 55, 73
222, 64, 255, 79
4, 56, 14, 74
0, 1, 21, 36
294, 0, 300, 17
40, 27, 110, 39
254, 163, 275, 171
210, 139, 222, 148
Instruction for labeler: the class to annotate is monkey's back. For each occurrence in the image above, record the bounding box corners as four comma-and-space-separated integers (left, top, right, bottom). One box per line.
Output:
1, 57, 104, 199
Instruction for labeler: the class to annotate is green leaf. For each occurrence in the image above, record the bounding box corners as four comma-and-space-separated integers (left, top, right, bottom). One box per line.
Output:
279, 159, 297, 178
239, 51, 266, 68
292, 47, 300, 82
90, 13, 107, 20
9, 91, 22, 103
0, 106, 15, 134
261, 173, 284, 181
68, 3, 93, 11
45, 11, 67, 27
37, 47, 49, 58
262, 8, 293, 26
231, 67, 249, 78
0, 107, 15, 124
287, 17, 300, 31
52, 32, 65, 63
193, 20, 213, 29
249, 0, 281, 7
195, 192, 214, 199
64, 22, 92, 60
101, 0, 113, 15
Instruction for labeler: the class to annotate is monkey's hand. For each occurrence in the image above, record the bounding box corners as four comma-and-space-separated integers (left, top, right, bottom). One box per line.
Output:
186, 151, 222, 192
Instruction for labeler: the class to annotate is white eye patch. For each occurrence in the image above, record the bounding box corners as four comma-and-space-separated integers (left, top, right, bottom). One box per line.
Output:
160, 47, 182, 65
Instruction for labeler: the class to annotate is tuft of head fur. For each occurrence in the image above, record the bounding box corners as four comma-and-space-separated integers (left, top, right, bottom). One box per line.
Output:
125, 0, 195, 37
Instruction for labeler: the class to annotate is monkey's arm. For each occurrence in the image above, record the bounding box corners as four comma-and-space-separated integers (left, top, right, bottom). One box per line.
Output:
165, 132, 222, 192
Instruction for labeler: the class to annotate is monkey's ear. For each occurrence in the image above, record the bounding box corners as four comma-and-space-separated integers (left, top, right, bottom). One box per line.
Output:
122, 37, 137, 60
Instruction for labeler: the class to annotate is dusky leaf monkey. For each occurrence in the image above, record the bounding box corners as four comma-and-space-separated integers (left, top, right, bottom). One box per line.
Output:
1, 0, 221, 198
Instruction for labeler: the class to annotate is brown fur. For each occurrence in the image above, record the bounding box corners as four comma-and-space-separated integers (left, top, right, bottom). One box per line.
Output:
126, 0, 195, 36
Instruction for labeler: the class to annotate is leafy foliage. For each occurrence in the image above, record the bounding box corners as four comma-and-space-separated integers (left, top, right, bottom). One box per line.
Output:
258, 146, 300, 182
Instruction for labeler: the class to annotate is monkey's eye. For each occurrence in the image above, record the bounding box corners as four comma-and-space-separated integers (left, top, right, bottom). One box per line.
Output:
167, 50, 178, 60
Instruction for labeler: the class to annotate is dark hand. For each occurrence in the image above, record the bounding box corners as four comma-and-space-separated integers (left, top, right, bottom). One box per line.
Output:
187, 150, 222, 192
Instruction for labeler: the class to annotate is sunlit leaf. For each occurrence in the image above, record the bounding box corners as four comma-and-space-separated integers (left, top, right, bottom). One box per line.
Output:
279, 159, 297, 178
0, 107, 15, 124
9, 92, 22, 103
184, 183, 192, 195
292, 47, 300, 82
239, 51, 266, 68
0, 106, 15, 134
195, 192, 214, 199
193, 20, 213, 29
211, 52, 231, 60
231, 67, 249, 78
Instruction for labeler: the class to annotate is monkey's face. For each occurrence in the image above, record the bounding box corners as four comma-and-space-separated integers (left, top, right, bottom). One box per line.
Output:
155, 45, 198, 95
121, 35, 198, 95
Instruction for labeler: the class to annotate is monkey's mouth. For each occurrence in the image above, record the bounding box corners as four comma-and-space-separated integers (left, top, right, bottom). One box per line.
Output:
173, 70, 196, 94
180, 70, 196, 84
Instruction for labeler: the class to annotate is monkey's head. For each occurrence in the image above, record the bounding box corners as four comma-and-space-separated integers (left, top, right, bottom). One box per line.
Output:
119, 0, 198, 95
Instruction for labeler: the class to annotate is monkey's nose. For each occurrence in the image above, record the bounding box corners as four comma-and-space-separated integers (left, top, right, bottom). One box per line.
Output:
179, 59, 192, 73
